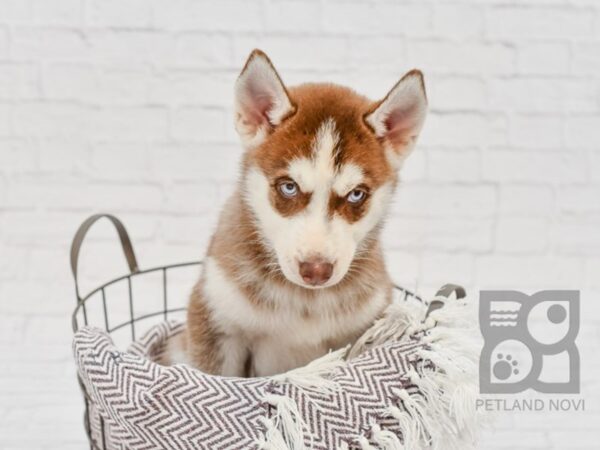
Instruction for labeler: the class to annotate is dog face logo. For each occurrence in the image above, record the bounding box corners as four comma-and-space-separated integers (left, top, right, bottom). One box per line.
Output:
479, 290, 580, 394
234, 50, 427, 289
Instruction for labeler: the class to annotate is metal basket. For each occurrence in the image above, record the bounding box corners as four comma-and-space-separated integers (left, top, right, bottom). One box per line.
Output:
70, 214, 421, 450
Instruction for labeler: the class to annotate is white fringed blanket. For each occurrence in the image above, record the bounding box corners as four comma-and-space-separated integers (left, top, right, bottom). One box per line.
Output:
73, 291, 483, 450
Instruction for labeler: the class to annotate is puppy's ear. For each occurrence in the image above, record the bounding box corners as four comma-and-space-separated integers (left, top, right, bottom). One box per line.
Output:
364, 70, 427, 168
234, 49, 295, 149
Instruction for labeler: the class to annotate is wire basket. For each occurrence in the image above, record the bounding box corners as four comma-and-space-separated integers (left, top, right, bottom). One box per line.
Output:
70, 214, 421, 450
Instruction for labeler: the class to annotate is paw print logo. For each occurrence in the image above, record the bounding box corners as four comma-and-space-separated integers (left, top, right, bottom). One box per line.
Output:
479, 290, 580, 394
493, 354, 519, 380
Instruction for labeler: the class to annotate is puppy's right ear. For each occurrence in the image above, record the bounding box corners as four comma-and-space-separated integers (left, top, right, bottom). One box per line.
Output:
234, 49, 295, 149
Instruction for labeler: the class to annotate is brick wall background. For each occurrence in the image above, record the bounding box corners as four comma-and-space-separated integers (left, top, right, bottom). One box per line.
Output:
1, 0, 599, 448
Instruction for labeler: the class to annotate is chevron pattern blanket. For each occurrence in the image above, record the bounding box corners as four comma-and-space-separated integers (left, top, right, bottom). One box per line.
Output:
73, 295, 482, 450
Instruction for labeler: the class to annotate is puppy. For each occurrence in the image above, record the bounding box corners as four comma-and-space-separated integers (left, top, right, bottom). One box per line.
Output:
180, 49, 427, 377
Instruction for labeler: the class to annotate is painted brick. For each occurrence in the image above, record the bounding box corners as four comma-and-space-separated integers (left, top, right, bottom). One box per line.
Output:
422, 112, 508, 147
421, 252, 474, 286
175, 34, 233, 68
495, 218, 548, 253
147, 70, 235, 106
572, 43, 600, 75
565, 115, 600, 149
391, 184, 497, 218
43, 63, 153, 105
558, 187, 600, 214
517, 42, 570, 75
427, 149, 480, 182
0, 0, 32, 22
0, 62, 39, 100
87, 31, 177, 66
265, 0, 321, 32
488, 78, 563, 113
485, 6, 593, 40
0, 102, 11, 136
553, 219, 600, 256
12, 102, 91, 139
430, 76, 487, 110
482, 150, 586, 183
233, 36, 348, 70
510, 115, 563, 149
321, 2, 432, 36
591, 151, 600, 182
406, 41, 515, 75
432, 4, 483, 39
498, 185, 555, 216
152, 0, 264, 32
87, 0, 152, 27
1, 1, 599, 448
0, 26, 8, 57
475, 255, 584, 289
382, 216, 494, 252
32, 0, 82, 26
92, 107, 170, 141
171, 107, 228, 142
10, 27, 88, 60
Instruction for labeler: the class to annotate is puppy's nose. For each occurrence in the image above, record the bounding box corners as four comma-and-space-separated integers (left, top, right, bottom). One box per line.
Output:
299, 258, 333, 286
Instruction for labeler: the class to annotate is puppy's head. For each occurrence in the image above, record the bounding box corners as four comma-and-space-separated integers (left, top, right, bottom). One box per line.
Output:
235, 50, 427, 289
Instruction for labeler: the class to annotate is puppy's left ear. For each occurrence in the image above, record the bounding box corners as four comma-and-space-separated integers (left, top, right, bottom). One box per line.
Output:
234, 49, 296, 149
364, 70, 427, 168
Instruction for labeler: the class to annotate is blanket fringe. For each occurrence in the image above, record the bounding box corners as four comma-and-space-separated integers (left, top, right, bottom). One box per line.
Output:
271, 346, 348, 392
398, 299, 482, 450
348, 301, 420, 359
257, 394, 307, 450
357, 298, 483, 450
261, 296, 483, 450
371, 423, 404, 450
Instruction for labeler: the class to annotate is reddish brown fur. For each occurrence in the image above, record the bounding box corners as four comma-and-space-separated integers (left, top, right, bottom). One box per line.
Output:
270, 177, 313, 217
185, 194, 392, 374
243, 83, 396, 224
186, 283, 224, 374
186, 78, 403, 375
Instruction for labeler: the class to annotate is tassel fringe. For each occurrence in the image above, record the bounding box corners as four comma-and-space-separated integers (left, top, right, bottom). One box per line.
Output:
270, 346, 348, 392
257, 394, 307, 450
259, 295, 483, 450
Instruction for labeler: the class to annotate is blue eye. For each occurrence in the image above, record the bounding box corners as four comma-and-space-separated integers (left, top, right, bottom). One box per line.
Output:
347, 189, 366, 204
278, 180, 299, 198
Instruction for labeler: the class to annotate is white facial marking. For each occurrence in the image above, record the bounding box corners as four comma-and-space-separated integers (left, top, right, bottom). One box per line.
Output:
313, 118, 339, 172
333, 163, 364, 196
288, 158, 316, 192
202, 257, 391, 376
244, 118, 392, 289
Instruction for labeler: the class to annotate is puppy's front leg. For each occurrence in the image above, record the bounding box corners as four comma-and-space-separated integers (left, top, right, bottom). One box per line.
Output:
218, 334, 250, 377
186, 285, 249, 376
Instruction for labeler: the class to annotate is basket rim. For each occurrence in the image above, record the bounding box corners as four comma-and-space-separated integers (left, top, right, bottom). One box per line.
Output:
71, 260, 201, 333
71, 259, 422, 333
69, 214, 424, 450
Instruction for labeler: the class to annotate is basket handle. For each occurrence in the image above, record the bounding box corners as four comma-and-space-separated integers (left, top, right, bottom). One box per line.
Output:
425, 283, 467, 318
70, 214, 139, 300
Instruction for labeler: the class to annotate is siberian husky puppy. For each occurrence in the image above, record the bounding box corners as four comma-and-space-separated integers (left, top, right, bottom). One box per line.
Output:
180, 49, 428, 377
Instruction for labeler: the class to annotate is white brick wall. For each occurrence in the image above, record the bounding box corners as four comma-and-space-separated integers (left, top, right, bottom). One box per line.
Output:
1, 0, 599, 448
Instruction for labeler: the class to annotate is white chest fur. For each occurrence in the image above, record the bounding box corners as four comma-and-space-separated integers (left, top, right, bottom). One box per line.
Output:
202, 257, 387, 376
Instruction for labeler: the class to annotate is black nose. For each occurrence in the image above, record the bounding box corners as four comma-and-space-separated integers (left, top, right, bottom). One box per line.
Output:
299, 258, 334, 286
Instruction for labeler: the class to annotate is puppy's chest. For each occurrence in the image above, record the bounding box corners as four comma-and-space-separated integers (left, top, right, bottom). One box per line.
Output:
203, 257, 388, 375
204, 257, 366, 343
232, 292, 364, 376
228, 289, 358, 346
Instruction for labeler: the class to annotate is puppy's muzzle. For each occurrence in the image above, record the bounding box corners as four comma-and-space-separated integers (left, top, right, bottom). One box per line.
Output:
299, 258, 334, 286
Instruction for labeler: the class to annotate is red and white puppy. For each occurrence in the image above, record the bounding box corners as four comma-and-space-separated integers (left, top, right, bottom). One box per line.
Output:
182, 49, 427, 377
